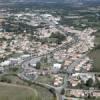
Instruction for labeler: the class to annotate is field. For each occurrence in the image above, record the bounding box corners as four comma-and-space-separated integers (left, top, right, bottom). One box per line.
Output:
36, 75, 53, 85
0, 75, 54, 100
89, 36, 100, 72
0, 82, 40, 100
89, 49, 100, 72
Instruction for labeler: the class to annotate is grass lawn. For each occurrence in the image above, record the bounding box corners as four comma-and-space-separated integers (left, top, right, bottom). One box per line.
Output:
0, 75, 28, 85
0, 82, 39, 100
36, 75, 53, 85
41, 63, 51, 69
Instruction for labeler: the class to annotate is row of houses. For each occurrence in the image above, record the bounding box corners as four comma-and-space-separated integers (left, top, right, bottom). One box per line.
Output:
0, 54, 31, 67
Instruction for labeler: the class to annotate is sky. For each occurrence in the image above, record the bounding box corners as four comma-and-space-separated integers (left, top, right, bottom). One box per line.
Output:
0, 0, 99, 3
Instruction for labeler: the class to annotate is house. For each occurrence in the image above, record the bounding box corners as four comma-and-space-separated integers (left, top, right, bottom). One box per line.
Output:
30, 63, 37, 67
69, 73, 81, 87
9, 58, 18, 65
70, 79, 81, 87
64, 60, 72, 66
70, 90, 85, 98
0, 67, 4, 73
0, 60, 11, 67
20, 54, 30, 60
93, 91, 100, 97
52, 63, 62, 73
53, 75, 63, 87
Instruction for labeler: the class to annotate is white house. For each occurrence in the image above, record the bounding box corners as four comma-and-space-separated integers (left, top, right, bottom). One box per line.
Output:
20, 54, 30, 60
0, 60, 11, 67
53, 63, 62, 73
53, 63, 61, 69
30, 63, 37, 67
9, 58, 18, 65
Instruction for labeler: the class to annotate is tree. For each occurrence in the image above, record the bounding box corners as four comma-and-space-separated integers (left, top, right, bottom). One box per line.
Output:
0, 76, 11, 83
9, 67, 19, 72
86, 78, 93, 87
61, 88, 65, 95
49, 32, 66, 44
36, 62, 41, 69
41, 56, 48, 63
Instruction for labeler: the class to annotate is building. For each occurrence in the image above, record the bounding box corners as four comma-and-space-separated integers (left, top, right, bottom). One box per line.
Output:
0, 60, 11, 67
52, 63, 62, 73
0, 67, 4, 73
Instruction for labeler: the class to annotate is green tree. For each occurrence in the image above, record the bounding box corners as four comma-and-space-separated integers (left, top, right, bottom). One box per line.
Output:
86, 78, 93, 87
49, 32, 66, 44
36, 62, 41, 69
0, 76, 11, 83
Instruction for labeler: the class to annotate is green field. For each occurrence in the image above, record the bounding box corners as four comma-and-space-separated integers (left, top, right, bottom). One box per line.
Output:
89, 49, 100, 72
36, 75, 53, 85
89, 36, 100, 72
0, 75, 55, 100
0, 82, 40, 100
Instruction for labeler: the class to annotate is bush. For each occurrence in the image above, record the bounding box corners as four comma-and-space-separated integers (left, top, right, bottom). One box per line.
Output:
36, 62, 41, 69
49, 32, 66, 44
0, 76, 12, 83
85, 78, 93, 87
